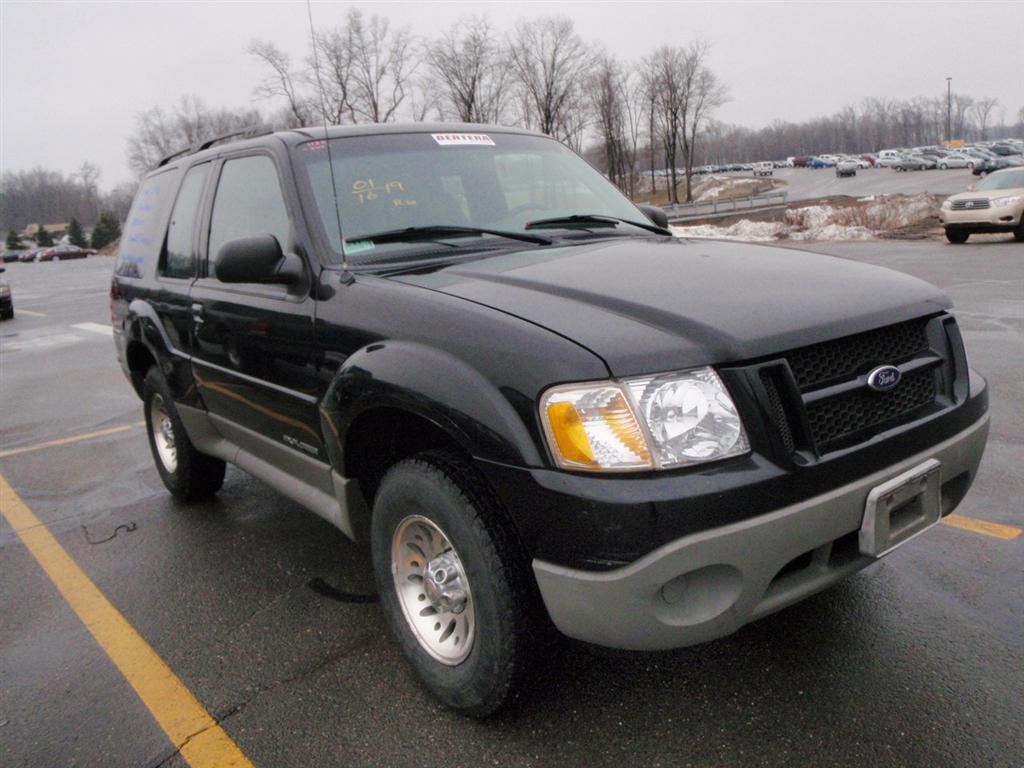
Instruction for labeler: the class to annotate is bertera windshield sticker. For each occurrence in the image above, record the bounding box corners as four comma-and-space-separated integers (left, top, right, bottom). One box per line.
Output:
432, 133, 495, 146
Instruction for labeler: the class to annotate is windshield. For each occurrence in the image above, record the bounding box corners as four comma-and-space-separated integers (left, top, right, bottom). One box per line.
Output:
294, 132, 649, 265
976, 170, 1024, 191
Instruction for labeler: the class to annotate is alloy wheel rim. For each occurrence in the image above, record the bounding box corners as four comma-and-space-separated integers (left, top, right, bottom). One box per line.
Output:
150, 394, 178, 473
391, 515, 475, 665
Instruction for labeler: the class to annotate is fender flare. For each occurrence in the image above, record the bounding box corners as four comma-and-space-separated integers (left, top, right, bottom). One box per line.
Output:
125, 298, 196, 401
321, 340, 544, 473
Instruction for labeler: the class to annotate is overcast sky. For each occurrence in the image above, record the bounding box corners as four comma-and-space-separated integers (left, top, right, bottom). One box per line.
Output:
2, 1, 1022, 188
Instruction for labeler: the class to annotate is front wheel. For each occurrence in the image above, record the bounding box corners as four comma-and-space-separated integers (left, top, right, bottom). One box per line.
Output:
371, 450, 536, 717
143, 367, 226, 501
945, 229, 969, 244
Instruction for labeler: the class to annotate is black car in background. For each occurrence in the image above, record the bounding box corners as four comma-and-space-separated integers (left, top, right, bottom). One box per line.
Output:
0, 267, 13, 319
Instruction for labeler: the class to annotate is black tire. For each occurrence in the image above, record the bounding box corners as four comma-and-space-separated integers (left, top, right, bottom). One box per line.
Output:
142, 367, 225, 501
371, 450, 537, 717
1014, 228, 1024, 242
945, 229, 970, 244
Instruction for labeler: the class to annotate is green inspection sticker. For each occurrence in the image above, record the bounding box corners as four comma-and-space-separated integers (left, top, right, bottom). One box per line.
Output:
343, 239, 375, 255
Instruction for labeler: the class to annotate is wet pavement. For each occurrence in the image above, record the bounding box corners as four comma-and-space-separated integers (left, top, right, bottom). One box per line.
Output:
0, 241, 1021, 767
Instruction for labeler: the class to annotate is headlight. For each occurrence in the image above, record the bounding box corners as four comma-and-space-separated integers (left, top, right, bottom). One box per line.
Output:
0, 286, 9, 297
539, 367, 749, 472
992, 195, 1023, 208
941, 199, 954, 210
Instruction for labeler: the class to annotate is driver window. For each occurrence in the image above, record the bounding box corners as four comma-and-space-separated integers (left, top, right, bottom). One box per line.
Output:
208, 156, 291, 272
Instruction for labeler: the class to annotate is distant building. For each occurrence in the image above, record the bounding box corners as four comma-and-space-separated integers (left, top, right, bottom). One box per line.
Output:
21, 222, 69, 240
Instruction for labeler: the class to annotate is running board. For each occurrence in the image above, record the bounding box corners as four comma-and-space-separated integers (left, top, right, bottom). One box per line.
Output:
175, 404, 364, 540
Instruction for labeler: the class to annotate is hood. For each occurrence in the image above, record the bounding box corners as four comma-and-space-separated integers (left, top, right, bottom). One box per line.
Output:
947, 185, 1024, 202
390, 237, 951, 376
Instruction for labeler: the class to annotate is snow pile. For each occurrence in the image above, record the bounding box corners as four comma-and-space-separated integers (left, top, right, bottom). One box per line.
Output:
670, 220, 787, 241
691, 175, 778, 202
672, 193, 939, 242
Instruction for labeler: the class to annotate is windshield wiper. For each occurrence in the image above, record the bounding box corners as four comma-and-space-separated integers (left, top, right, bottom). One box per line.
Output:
349, 225, 552, 247
525, 214, 671, 236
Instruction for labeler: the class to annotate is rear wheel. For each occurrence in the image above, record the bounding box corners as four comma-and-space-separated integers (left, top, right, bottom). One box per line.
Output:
143, 367, 225, 501
371, 450, 537, 717
945, 229, 969, 244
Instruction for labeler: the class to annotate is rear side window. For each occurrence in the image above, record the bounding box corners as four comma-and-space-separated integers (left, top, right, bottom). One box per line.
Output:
115, 168, 179, 278
161, 163, 210, 279
207, 156, 291, 271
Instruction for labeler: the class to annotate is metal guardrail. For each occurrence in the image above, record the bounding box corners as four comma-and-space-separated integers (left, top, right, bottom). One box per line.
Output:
661, 190, 789, 220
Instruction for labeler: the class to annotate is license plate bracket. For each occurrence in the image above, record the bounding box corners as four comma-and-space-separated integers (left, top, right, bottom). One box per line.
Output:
860, 459, 942, 558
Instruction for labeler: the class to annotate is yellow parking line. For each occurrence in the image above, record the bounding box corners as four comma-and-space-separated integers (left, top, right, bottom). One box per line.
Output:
942, 514, 1021, 541
15, 308, 47, 317
0, 473, 254, 768
0, 422, 145, 459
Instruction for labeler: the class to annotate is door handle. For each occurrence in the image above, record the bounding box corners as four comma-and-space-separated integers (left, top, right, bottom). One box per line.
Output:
191, 303, 204, 324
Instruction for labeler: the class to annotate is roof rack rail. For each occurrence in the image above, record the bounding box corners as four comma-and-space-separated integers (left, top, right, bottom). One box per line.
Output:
154, 124, 275, 169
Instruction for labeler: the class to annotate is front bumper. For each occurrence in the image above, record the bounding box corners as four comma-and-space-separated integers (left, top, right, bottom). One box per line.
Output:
532, 411, 989, 651
940, 203, 1023, 230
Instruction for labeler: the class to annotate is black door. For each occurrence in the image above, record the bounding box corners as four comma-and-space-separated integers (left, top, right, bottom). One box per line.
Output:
188, 153, 325, 462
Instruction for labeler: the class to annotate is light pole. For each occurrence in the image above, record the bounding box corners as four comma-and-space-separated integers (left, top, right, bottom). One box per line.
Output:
946, 77, 953, 145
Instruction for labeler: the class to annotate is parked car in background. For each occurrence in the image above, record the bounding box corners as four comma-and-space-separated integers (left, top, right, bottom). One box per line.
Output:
972, 155, 1024, 176
807, 156, 834, 168
894, 154, 936, 171
937, 154, 977, 170
19, 248, 45, 262
859, 154, 877, 166
835, 159, 859, 177
37, 244, 89, 261
939, 167, 1024, 243
752, 161, 774, 176
0, 267, 13, 319
791, 156, 811, 168
874, 155, 903, 169
2, 250, 24, 263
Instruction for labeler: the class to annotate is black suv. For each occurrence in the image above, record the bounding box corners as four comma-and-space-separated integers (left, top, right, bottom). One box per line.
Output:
111, 123, 989, 716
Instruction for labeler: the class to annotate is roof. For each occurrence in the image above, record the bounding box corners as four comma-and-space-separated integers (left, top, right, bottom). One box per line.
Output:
153, 122, 546, 173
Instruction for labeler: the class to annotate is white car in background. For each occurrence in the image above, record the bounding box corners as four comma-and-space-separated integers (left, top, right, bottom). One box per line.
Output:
937, 154, 977, 170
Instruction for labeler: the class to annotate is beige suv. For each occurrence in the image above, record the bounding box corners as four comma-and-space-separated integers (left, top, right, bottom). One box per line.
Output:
939, 167, 1024, 243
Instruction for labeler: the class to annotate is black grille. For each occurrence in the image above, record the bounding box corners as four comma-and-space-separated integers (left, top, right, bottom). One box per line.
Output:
761, 371, 796, 453
805, 367, 937, 447
786, 317, 930, 390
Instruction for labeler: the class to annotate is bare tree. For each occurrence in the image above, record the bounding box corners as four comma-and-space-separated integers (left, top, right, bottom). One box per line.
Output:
646, 45, 688, 204
311, 27, 356, 123
424, 16, 508, 123
971, 97, 1000, 140
248, 40, 313, 127
126, 96, 262, 175
679, 40, 727, 202
346, 10, 416, 123
590, 53, 644, 195
507, 17, 592, 142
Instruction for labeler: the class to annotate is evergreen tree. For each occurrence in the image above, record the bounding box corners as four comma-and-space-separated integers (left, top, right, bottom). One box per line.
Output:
5, 229, 20, 250
90, 211, 121, 250
67, 217, 87, 248
35, 225, 54, 247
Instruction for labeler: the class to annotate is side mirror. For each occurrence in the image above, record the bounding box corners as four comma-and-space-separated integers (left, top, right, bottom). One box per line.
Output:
215, 235, 302, 284
0, 267, 5, 274
637, 203, 669, 229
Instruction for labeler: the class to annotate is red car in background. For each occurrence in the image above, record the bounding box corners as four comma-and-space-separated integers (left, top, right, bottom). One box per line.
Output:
36, 245, 91, 261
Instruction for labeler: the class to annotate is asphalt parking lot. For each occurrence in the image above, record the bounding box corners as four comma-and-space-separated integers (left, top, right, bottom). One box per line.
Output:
760, 166, 976, 203
1, 238, 1022, 768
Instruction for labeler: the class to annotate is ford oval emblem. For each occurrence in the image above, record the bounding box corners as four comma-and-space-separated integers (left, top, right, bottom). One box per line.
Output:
867, 365, 902, 392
